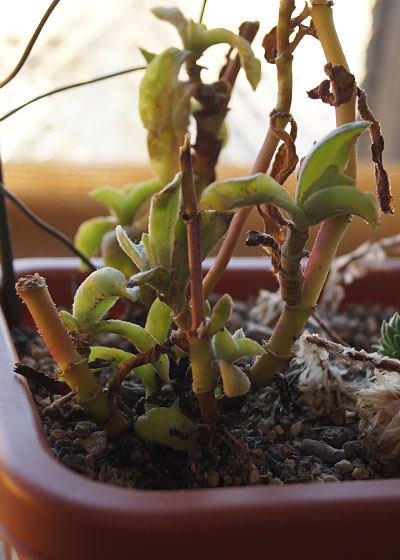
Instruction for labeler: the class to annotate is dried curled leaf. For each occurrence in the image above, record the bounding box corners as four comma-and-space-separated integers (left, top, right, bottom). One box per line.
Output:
357, 87, 394, 215
262, 3, 312, 63
269, 111, 298, 185
262, 26, 277, 64
307, 63, 355, 107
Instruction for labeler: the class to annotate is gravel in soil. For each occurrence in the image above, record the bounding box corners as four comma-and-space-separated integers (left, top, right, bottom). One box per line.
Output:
12, 298, 400, 490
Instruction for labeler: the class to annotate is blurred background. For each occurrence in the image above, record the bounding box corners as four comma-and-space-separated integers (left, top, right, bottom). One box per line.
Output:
0, 0, 398, 257
0, 0, 376, 166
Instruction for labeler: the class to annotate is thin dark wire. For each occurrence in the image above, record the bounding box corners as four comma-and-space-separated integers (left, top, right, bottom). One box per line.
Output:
199, 0, 208, 23
0, 157, 21, 327
0, 0, 62, 89
0, 182, 97, 271
0, 66, 147, 123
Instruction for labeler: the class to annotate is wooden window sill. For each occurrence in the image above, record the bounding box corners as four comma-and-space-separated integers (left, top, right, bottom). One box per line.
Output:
3, 161, 399, 258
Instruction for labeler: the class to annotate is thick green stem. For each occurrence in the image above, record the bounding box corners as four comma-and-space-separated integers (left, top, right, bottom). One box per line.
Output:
180, 136, 218, 425
203, 1, 295, 299
249, 0, 358, 386
16, 274, 126, 434
279, 224, 309, 306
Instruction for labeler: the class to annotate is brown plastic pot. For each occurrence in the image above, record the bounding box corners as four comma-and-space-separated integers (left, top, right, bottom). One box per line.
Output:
1, 257, 400, 560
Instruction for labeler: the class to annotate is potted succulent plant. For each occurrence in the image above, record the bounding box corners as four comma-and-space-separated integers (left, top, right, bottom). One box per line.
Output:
0, 1, 399, 559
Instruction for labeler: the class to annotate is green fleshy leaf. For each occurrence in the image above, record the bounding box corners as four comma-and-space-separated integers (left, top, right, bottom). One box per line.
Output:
201, 173, 308, 231
301, 185, 380, 229
101, 229, 139, 278
119, 178, 163, 225
235, 338, 265, 359
218, 360, 251, 397
190, 28, 261, 90
91, 320, 169, 383
139, 47, 156, 64
88, 346, 156, 394
232, 328, 245, 340
59, 310, 78, 331
90, 187, 124, 219
145, 297, 172, 344
74, 216, 118, 262
149, 173, 182, 268
142, 233, 151, 262
393, 334, 400, 348
296, 122, 371, 206
147, 82, 192, 183
72, 268, 139, 329
201, 209, 234, 257
207, 294, 233, 336
116, 226, 150, 271
139, 47, 190, 137
168, 210, 232, 314
147, 122, 180, 183
151, 7, 187, 44
213, 329, 239, 362
127, 267, 170, 288
135, 407, 197, 451
88, 346, 134, 367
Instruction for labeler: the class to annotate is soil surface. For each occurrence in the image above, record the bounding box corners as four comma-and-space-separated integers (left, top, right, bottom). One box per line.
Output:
12, 296, 400, 490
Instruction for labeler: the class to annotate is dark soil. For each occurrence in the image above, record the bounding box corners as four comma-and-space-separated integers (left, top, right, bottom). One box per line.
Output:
12, 298, 400, 490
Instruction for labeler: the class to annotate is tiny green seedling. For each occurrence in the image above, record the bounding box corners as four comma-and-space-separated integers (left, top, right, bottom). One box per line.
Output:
375, 313, 400, 360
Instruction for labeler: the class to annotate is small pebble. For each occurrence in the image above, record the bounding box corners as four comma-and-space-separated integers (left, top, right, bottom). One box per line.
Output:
207, 470, 219, 488
224, 475, 232, 486
20, 356, 37, 369
352, 458, 366, 468
82, 431, 107, 456
269, 478, 283, 485
267, 430, 278, 442
74, 421, 92, 438
344, 440, 365, 459
320, 474, 340, 483
249, 469, 260, 485
284, 458, 296, 469
275, 425, 284, 436
301, 439, 345, 463
311, 467, 321, 476
50, 429, 66, 441
290, 421, 304, 438
258, 419, 270, 435
352, 467, 369, 480
335, 459, 353, 474
30, 345, 49, 360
